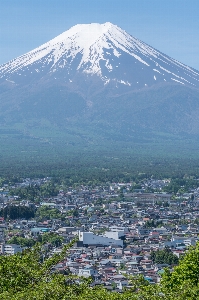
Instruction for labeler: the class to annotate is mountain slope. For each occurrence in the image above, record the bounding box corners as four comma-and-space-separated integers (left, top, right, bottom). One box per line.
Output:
0, 22, 199, 152
0, 22, 199, 95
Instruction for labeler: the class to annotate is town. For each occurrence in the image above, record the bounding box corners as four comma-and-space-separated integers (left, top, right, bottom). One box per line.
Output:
0, 176, 199, 291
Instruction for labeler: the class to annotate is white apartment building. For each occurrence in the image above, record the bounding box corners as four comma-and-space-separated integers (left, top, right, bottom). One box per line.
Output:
4, 244, 22, 255
79, 231, 123, 247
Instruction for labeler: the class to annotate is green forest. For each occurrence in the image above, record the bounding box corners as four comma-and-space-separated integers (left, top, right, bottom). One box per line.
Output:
1, 152, 199, 187
1, 127, 199, 182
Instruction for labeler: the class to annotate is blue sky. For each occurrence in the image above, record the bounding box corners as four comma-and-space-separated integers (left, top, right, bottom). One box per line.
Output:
1, 0, 199, 70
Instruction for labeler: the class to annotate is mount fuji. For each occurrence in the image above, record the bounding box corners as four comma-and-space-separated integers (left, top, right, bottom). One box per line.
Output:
0, 22, 199, 153
1, 22, 199, 92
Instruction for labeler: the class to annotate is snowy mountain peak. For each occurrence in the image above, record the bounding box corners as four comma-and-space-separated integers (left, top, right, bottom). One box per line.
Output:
49, 22, 115, 48
0, 22, 199, 90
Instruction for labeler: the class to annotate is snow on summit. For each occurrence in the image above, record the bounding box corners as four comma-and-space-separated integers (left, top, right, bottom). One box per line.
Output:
0, 22, 150, 74
0, 22, 199, 89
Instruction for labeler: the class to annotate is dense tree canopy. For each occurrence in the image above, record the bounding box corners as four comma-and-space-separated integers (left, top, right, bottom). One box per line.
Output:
150, 248, 179, 265
7, 233, 63, 248
7, 236, 36, 248
0, 205, 35, 220
35, 206, 62, 221
9, 183, 59, 201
